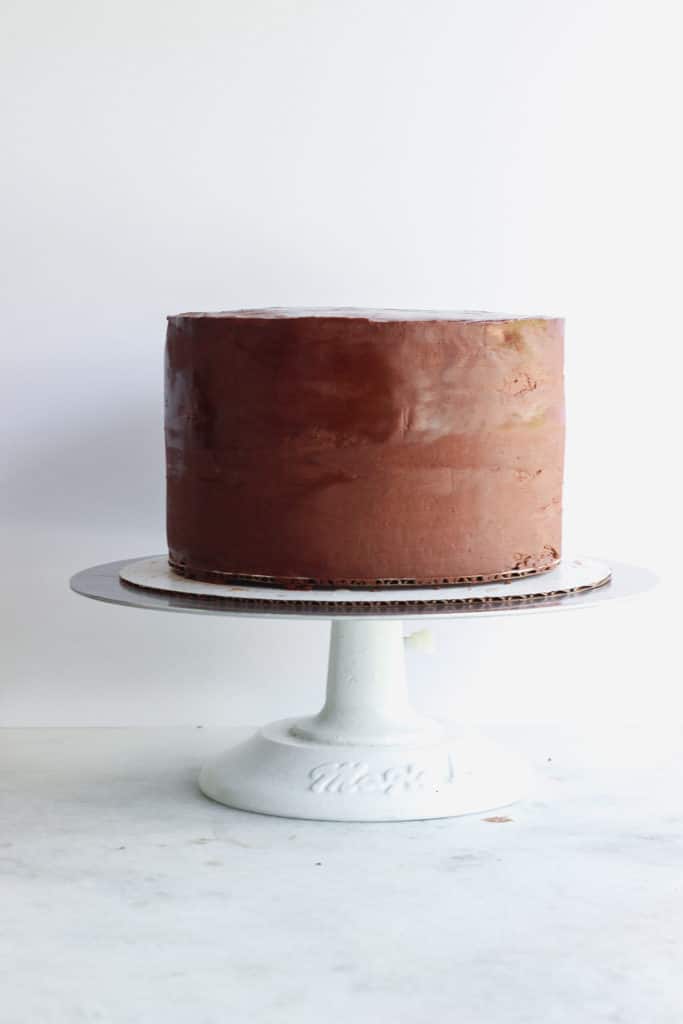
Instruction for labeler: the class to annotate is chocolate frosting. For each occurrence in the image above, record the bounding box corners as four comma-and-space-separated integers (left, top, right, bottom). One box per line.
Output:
165, 309, 565, 587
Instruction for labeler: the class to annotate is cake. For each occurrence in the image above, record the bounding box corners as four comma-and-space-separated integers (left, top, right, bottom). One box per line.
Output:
165, 308, 565, 587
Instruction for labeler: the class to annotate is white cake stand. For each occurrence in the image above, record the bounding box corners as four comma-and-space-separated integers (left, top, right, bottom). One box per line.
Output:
70, 556, 653, 822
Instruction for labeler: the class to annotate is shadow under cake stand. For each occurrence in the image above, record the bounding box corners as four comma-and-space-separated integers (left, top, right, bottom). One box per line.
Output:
70, 557, 653, 822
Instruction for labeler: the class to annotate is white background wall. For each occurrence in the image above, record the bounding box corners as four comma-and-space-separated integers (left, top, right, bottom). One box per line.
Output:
1, 0, 679, 727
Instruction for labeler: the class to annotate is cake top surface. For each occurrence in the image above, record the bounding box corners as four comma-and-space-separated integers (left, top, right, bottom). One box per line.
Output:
168, 307, 559, 323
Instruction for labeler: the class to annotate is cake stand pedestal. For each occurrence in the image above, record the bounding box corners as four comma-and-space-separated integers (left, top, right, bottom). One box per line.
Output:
201, 617, 525, 821
70, 557, 653, 822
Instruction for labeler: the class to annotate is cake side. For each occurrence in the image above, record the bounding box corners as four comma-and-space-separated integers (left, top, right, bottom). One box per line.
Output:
165, 310, 565, 588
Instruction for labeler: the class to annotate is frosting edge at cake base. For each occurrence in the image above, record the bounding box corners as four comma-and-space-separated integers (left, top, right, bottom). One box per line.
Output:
167, 556, 561, 591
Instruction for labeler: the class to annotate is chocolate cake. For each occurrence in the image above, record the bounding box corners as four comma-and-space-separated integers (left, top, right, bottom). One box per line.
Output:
165, 309, 565, 588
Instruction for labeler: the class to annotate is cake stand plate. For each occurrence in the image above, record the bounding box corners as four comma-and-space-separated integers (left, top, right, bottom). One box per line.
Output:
70, 557, 654, 821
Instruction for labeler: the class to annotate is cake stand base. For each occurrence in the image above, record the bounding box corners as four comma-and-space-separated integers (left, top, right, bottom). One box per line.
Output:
199, 619, 529, 821
72, 555, 656, 823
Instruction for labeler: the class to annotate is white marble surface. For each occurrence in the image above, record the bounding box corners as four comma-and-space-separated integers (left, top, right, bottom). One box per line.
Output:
1, 725, 681, 1024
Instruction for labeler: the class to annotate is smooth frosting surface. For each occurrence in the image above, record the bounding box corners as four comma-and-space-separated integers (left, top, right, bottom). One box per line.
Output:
165, 311, 565, 587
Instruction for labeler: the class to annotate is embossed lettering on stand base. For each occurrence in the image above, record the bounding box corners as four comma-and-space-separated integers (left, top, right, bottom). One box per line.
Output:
309, 755, 456, 796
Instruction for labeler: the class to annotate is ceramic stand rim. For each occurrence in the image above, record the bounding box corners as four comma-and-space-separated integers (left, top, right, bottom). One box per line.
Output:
71, 557, 656, 620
